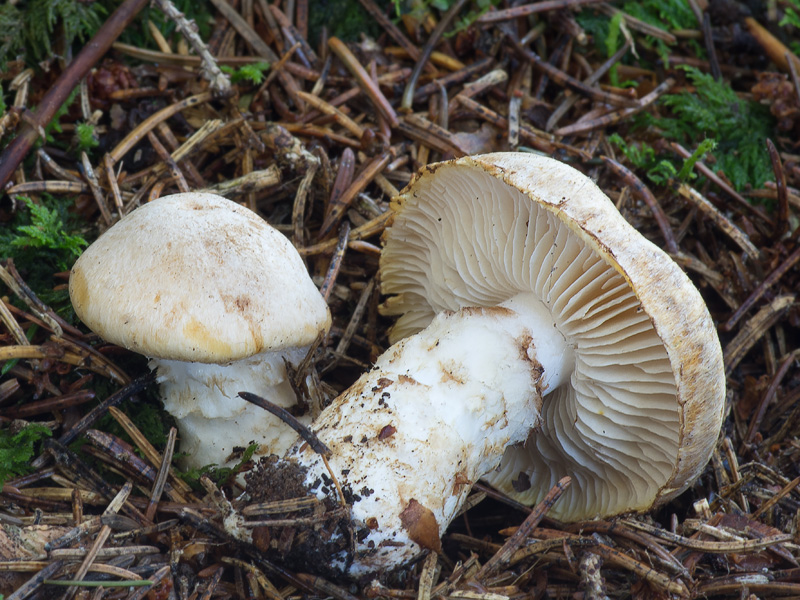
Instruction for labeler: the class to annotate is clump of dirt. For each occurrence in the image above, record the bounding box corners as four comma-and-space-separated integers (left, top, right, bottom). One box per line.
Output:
243, 455, 355, 578
245, 455, 311, 504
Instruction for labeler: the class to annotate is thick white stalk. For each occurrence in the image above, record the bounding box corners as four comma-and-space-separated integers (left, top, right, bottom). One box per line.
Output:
154, 347, 308, 469
276, 294, 572, 576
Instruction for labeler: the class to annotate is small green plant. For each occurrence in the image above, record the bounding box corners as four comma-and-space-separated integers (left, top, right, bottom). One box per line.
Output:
221, 62, 272, 85
8, 197, 87, 271
178, 443, 259, 488
612, 66, 773, 192
0, 194, 89, 317
676, 138, 716, 181
781, 0, 800, 28
609, 134, 717, 187
605, 12, 626, 87
781, 0, 800, 54
609, 133, 677, 185
0, 422, 52, 488
75, 122, 99, 152
450, 0, 499, 36
42, 87, 80, 146
643, 66, 775, 191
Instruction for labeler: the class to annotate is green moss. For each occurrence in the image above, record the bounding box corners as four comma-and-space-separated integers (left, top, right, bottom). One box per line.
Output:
0, 0, 216, 70
75, 122, 100, 152
577, 0, 702, 67
0, 422, 52, 488
0, 194, 88, 318
221, 61, 271, 85
608, 133, 678, 185
308, 0, 385, 46
611, 67, 774, 192
92, 381, 171, 453
0, 0, 106, 70
177, 442, 259, 488
644, 66, 775, 191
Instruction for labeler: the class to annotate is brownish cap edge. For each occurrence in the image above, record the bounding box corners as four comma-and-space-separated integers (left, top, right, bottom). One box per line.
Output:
383, 152, 725, 513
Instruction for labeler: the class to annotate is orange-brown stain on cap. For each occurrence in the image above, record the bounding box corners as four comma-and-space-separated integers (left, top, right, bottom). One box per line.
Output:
182, 317, 233, 357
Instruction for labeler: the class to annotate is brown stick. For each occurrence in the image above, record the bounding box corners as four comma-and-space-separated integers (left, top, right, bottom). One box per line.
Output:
357, 0, 424, 65
554, 77, 674, 135
318, 153, 391, 238
0, 0, 150, 189
723, 295, 796, 376
238, 392, 331, 457
328, 37, 399, 127
602, 156, 679, 254
741, 352, 798, 452
319, 223, 351, 301
744, 16, 800, 73
475, 476, 571, 579
478, 0, 604, 23
671, 142, 774, 227
766, 138, 789, 240
400, 0, 470, 110
721, 246, 800, 332
509, 35, 639, 108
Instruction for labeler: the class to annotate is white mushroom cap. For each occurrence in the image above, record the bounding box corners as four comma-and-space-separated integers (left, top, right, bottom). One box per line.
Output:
70, 192, 330, 363
380, 152, 725, 522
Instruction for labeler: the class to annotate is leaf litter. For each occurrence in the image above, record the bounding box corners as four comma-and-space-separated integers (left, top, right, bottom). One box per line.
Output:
2, 0, 800, 598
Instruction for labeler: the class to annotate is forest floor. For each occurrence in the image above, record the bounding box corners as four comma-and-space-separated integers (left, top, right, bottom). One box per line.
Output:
2, 0, 800, 598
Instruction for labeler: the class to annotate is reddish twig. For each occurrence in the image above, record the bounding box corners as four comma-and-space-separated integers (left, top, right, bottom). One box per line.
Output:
478, 0, 604, 23
0, 0, 150, 189
474, 476, 571, 579
766, 138, 789, 240
721, 246, 800, 332
509, 35, 639, 108
602, 156, 680, 254
741, 351, 798, 453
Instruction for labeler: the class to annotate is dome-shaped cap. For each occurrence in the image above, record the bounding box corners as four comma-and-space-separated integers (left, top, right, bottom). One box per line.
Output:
380, 152, 725, 521
70, 193, 331, 363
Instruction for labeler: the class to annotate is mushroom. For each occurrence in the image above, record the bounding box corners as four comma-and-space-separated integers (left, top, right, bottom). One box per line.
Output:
69, 192, 331, 470
246, 153, 725, 576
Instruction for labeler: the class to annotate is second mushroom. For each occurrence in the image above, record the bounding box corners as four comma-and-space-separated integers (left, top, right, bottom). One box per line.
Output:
69, 193, 331, 471
244, 153, 725, 577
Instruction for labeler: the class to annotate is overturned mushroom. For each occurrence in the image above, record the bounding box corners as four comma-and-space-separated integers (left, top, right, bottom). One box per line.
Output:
245, 153, 725, 576
69, 192, 330, 470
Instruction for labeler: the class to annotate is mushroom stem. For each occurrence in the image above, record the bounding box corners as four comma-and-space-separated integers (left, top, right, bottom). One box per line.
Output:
154, 347, 309, 470
254, 293, 573, 576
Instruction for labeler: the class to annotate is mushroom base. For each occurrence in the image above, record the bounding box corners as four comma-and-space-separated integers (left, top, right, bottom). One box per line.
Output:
153, 347, 310, 470
244, 298, 570, 577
